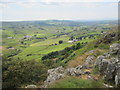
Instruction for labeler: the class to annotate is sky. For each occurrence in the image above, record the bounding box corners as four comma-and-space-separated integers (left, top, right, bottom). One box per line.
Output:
0, 0, 119, 21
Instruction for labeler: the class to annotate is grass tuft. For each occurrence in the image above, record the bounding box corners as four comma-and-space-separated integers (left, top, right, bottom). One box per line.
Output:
48, 77, 105, 88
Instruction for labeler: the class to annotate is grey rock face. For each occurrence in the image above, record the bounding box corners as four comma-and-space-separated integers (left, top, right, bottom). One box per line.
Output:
115, 68, 120, 87
115, 62, 120, 87
46, 73, 65, 83
75, 65, 83, 70
103, 53, 111, 58
46, 66, 65, 82
64, 68, 76, 76
118, 50, 120, 59
109, 43, 120, 55
103, 83, 113, 88
85, 55, 95, 65
99, 59, 110, 74
87, 75, 95, 80
89, 50, 96, 54
64, 68, 83, 76
94, 44, 120, 87
42, 66, 65, 88
96, 32, 116, 44
42, 65, 84, 88
103, 44, 120, 87
95, 55, 105, 67
42, 64, 87, 88
104, 62, 116, 82
47, 66, 64, 75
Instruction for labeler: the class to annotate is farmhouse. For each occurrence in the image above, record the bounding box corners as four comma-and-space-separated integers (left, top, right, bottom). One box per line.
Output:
68, 41, 73, 43
68, 39, 78, 43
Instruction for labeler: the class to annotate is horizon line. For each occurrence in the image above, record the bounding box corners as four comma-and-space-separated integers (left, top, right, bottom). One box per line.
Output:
0, 19, 117, 22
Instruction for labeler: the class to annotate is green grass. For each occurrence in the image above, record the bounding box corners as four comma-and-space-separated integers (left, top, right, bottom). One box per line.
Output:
48, 77, 104, 88
30, 35, 69, 46
92, 66, 100, 75
13, 34, 97, 61
13, 43, 73, 61
12, 35, 73, 61
2, 22, 113, 62
8, 33, 103, 62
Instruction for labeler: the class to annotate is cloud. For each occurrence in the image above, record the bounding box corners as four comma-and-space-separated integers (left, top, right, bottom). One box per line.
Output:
0, 0, 118, 9
1, 0, 117, 21
0, 3, 8, 8
16, 2, 37, 8
1, 0, 119, 3
0, 3, 6, 8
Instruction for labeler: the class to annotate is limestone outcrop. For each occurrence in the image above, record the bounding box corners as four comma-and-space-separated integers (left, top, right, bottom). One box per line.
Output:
95, 43, 120, 87
42, 43, 120, 88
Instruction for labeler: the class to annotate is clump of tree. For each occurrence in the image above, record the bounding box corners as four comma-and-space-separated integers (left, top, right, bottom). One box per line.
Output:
75, 42, 82, 49
42, 42, 85, 68
2, 57, 48, 88
59, 40, 63, 44
69, 36, 74, 40
42, 42, 83, 61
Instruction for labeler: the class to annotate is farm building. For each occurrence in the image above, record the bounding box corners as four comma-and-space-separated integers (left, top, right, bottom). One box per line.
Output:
68, 39, 78, 43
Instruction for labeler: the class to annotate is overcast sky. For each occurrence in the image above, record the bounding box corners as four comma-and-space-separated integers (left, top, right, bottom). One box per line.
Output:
0, 0, 119, 21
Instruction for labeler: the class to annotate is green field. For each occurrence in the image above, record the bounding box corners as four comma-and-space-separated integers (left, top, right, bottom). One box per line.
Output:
2, 20, 116, 62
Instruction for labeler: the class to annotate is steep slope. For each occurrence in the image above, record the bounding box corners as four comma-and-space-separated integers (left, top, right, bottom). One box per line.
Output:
20, 30, 119, 88
39, 31, 120, 88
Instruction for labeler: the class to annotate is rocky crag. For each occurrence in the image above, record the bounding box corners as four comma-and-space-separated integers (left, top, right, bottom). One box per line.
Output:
41, 43, 120, 88
25, 32, 120, 88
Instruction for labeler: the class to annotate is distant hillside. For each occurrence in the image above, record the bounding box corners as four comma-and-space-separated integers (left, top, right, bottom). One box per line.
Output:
2, 20, 117, 27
